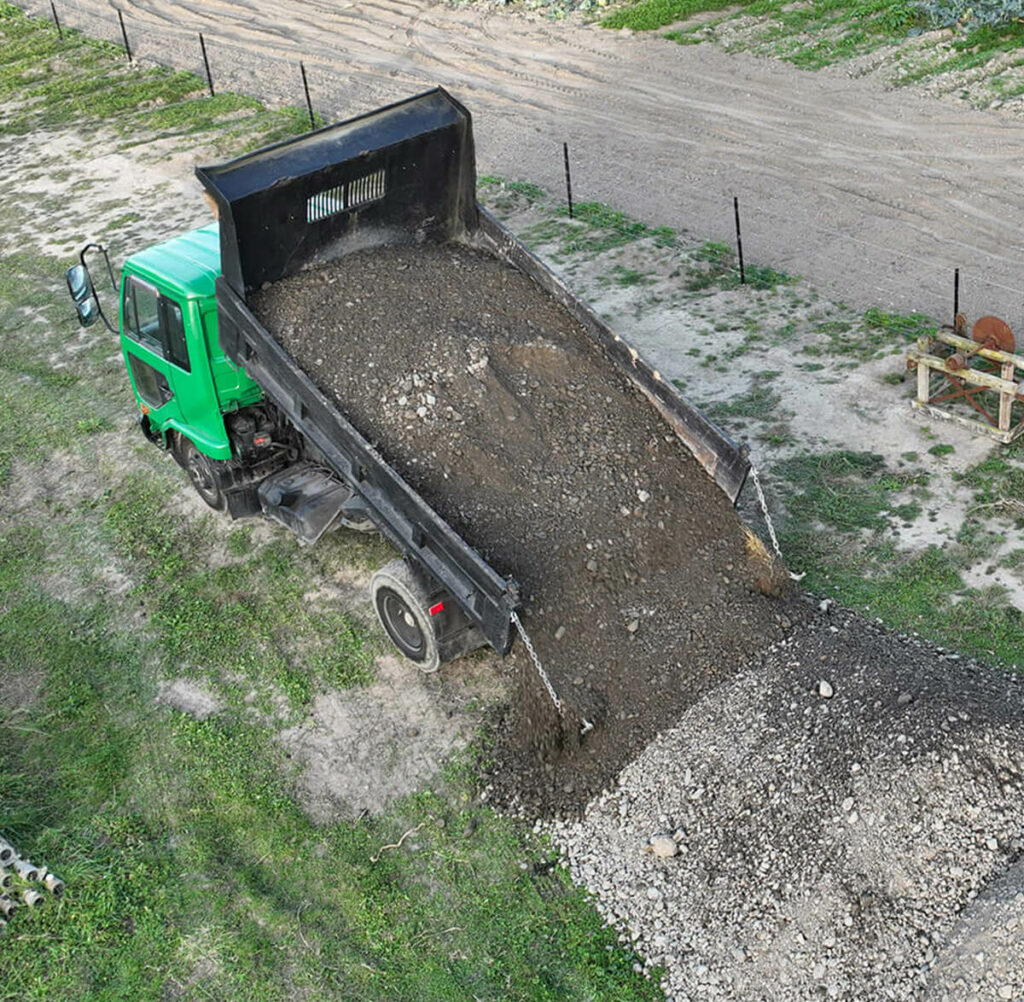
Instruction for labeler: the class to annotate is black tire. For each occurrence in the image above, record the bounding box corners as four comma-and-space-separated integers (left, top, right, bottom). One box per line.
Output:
182, 438, 226, 512
370, 559, 441, 673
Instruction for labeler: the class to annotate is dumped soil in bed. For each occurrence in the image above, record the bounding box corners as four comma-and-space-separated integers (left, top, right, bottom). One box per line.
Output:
250, 240, 800, 813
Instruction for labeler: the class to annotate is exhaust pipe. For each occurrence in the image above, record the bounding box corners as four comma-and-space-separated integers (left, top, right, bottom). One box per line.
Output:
0, 839, 14, 865
21, 889, 45, 909
0, 896, 16, 920
0, 868, 13, 889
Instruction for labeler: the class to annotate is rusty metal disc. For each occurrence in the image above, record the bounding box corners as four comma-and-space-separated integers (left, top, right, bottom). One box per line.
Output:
972, 315, 1015, 354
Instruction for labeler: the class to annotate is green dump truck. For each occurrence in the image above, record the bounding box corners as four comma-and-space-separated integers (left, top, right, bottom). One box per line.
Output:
67, 88, 748, 673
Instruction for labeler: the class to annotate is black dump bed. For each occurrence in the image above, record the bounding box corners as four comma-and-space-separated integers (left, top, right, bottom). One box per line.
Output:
196, 88, 749, 658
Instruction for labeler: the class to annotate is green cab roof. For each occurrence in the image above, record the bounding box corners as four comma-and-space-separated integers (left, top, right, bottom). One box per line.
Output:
124, 224, 221, 301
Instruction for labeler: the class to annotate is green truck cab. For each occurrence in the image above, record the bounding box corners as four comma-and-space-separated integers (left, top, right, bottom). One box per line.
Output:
119, 224, 262, 461
69, 225, 286, 515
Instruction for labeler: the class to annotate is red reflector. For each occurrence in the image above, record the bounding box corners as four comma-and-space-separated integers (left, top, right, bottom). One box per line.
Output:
253, 435, 270, 447
429, 602, 445, 616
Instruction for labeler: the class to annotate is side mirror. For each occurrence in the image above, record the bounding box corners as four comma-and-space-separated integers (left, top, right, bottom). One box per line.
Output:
67, 245, 118, 334
67, 263, 94, 304
76, 297, 100, 328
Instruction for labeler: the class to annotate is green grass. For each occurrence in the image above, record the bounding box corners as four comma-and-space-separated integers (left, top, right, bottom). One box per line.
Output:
862, 306, 937, 341
528, 201, 678, 255
606, 0, 1023, 88
103, 474, 378, 708
0, 527, 661, 1000
603, 0, 749, 31
0, 1, 307, 144
954, 448, 1024, 522
684, 241, 795, 292
765, 449, 1024, 666
699, 382, 788, 422
774, 450, 928, 533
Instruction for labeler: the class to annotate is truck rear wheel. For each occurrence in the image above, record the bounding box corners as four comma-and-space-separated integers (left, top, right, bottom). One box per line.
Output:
370, 559, 441, 673
182, 438, 226, 512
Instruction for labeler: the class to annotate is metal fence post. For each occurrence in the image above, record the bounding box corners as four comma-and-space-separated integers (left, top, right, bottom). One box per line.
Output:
733, 196, 746, 285
117, 9, 132, 62
563, 142, 574, 220
300, 61, 315, 130
199, 33, 214, 97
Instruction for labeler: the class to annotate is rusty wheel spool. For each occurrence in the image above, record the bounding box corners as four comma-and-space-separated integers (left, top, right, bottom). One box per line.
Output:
972, 315, 1015, 354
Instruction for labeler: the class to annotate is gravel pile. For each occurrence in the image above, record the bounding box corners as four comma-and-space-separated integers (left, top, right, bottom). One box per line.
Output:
547, 604, 1024, 1002
250, 240, 796, 812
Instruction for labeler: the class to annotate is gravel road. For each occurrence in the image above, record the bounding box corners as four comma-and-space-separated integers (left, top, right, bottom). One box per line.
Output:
548, 604, 1024, 1001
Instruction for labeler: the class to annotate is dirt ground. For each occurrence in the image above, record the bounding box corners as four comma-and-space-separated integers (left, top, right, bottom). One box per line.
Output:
23, 0, 1024, 328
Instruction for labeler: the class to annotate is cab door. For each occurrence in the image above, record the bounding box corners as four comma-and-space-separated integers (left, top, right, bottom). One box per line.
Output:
121, 274, 190, 423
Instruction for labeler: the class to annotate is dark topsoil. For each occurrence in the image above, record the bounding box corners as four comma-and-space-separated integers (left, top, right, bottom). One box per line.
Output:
250, 240, 802, 814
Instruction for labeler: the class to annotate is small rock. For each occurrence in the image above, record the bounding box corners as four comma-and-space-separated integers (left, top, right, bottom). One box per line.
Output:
649, 835, 678, 858
841, 797, 854, 813
637, 489, 650, 503
897, 691, 913, 707
586, 559, 598, 572
627, 619, 640, 634
554, 625, 566, 641
819, 680, 834, 699
646, 886, 662, 900
998, 988, 1013, 1001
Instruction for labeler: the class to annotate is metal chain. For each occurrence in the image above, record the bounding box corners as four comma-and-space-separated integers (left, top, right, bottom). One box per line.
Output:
750, 464, 805, 581
511, 611, 563, 716
510, 612, 595, 736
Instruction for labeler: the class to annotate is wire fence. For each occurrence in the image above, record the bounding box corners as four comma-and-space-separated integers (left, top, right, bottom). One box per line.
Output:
15, 0, 1024, 330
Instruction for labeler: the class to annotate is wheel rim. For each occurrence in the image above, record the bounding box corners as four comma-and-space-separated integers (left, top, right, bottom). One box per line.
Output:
186, 447, 219, 505
377, 588, 426, 660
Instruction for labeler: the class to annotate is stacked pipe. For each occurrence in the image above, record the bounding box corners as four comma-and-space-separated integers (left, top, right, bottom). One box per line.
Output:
0, 836, 65, 932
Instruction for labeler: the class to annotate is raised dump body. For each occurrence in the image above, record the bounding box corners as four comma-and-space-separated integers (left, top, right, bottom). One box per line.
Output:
196, 88, 751, 674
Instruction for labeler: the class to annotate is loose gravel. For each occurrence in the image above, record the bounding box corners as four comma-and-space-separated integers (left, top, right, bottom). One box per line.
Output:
547, 603, 1024, 1001
250, 239, 797, 813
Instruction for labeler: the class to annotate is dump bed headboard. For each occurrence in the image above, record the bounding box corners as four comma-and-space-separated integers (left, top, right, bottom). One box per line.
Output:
196, 87, 478, 295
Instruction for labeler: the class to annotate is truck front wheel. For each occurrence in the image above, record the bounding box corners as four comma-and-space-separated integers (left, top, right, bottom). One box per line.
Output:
182, 439, 226, 512
370, 560, 441, 673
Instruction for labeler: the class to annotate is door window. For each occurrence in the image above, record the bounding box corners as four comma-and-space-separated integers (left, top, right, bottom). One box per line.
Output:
123, 278, 191, 372
127, 354, 173, 409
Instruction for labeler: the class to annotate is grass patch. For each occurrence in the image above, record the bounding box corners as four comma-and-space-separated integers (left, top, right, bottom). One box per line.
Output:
699, 382, 787, 422
955, 450, 1024, 522
862, 306, 937, 341
0, 1, 306, 146
684, 240, 794, 292
607, 0, 1022, 91
766, 449, 1023, 666
603, 0, 748, 31
774, 450, 928, 533
102, 473, 377, 707
0, 528, 661, 999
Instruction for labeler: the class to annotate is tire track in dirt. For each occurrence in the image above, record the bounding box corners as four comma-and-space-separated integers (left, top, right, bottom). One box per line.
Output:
35, 0, 1024, 322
